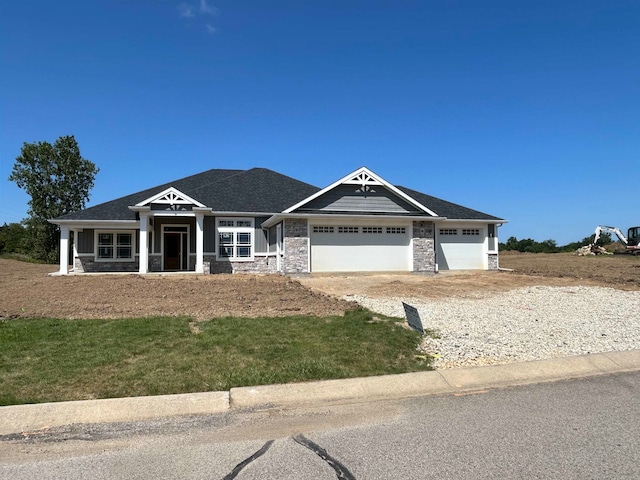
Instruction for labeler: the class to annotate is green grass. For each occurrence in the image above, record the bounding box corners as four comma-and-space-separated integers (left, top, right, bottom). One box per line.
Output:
0, 309, 433, 405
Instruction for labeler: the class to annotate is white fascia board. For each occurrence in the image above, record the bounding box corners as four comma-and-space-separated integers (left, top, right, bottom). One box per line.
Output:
49, 219, 139, 229
282, 166, 439, 216
128, 206, 151, 213
440, 219, 509, 224
192, 207, 213, 214
212, 211, 278, 216
262, 212, 446, 228
261, 214, 284, 228
135, 187, 206, 208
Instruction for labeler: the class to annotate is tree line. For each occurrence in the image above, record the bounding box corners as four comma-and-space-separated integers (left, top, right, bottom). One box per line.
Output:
499, 232, 613, 253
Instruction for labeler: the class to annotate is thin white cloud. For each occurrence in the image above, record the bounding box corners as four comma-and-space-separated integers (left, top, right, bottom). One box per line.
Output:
178, 2, 218, 34
178, 3, 195, 18
200, 0, 218, 15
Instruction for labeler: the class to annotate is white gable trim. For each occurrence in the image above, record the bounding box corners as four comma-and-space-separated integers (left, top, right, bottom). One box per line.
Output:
135, 187, 206, 208
282, 166, 439, 216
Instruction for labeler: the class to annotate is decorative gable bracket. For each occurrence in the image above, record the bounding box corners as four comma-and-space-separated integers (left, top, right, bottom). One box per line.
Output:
283, 166, 439, 216
343, 171, 381, 193
135, 187, 206, 209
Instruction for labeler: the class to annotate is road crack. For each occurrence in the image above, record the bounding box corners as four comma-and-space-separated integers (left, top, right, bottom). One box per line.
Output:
221, 440, 274, 480
293, 434, 356, 480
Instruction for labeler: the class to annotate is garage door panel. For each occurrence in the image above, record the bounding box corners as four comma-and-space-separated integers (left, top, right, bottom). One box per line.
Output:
312, 244, 409, 272
310, 227, 411, 272
437, 231, 485, 270
438, 243, 485, 270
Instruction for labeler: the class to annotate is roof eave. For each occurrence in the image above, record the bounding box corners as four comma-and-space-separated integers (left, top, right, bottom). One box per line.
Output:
262, 212, 446, 228
441, 218, 508, 224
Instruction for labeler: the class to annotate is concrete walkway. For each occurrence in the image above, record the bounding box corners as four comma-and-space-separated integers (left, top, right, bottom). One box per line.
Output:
2, 350, 639, 436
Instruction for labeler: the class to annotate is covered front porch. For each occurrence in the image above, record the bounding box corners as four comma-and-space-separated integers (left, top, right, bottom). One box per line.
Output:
57, 207, 209, 275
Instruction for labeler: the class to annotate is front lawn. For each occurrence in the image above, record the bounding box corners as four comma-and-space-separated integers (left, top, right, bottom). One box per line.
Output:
0, 309, 433, 405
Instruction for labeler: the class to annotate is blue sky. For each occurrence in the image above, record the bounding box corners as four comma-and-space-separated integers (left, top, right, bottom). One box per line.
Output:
1, 0, 638, 246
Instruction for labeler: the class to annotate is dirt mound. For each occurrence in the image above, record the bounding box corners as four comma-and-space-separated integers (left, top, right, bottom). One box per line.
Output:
574, 245, 611, 256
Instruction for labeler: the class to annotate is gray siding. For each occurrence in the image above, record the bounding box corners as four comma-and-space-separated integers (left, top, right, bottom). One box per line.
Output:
268, 225, 278, 253
254, 216, 269, 253
153, 221, 161, 254
76, 229, 94, 253
204, 216, 216, 253
296, 184, 420, 214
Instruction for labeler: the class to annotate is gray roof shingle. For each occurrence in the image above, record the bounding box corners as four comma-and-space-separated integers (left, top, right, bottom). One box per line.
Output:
55, 168, 503, 222
397, 186, 504, 221
56, 168, 320, 221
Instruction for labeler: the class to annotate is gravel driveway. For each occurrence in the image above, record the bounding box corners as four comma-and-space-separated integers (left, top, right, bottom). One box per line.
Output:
347, 286, 640, 369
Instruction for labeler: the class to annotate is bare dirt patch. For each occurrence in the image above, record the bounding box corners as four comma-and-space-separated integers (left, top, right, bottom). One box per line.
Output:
2, 253, 638, 320
0, 259, 356, 320
499, 251, 640, 288
299, 253, 640, 299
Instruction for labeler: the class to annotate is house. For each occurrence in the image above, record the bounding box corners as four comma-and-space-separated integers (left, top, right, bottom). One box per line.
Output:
51, 166, 506, 275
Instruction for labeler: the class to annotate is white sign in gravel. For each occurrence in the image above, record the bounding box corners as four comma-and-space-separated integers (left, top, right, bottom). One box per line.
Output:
347, 286, 640, 369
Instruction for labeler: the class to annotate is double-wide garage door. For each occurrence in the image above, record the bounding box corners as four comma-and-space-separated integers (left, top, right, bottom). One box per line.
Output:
310, 224, 411, 272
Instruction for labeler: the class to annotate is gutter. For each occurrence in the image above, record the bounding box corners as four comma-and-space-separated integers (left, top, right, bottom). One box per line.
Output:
262, 213, 447, 229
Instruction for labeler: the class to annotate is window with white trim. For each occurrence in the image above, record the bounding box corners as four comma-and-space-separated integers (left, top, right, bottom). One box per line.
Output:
462, 229, 480, 236
362, 226, 383, 234
96, 231, 134, 261
313, 226, 334, 233
386, 227, 406, 234
439, 229, 458, 235
217, 218, 254, 260
338, 226, 359, 233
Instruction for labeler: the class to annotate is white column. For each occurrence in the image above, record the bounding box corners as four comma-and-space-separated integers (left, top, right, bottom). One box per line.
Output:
59, 226, 69, 275
195, 212, 204, 274
139, 214, 149, 274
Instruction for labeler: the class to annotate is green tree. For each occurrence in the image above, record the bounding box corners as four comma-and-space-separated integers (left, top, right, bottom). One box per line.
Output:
8, 136, 99, 262
0, 222, 29, 255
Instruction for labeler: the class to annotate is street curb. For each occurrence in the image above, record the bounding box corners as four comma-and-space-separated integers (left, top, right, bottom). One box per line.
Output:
0, 392, 229, 436
2, 350, 639, 436
229, 350, 640, 409
229, 370, 452, 409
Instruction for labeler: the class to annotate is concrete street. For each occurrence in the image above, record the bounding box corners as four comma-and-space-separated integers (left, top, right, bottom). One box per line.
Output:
1, 370, 639, 479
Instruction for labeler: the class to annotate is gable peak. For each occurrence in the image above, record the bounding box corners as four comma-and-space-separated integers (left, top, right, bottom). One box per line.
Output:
135, 187, 206, 208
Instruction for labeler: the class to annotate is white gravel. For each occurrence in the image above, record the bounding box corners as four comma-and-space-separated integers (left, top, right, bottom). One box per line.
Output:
346, 286, 640, 369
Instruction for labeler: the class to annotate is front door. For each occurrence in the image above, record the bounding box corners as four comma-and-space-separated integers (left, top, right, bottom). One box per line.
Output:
164, 232, 181, 270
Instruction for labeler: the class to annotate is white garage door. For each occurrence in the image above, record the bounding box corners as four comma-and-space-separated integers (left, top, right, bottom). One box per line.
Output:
437, 227, 485, 270
310, 225, 411, 272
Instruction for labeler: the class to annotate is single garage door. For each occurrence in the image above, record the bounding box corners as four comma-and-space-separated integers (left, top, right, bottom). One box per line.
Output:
436, 227, 485, 270
310, 225, 411, 272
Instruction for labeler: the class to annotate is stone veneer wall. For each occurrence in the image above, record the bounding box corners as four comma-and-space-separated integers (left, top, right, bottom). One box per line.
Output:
149, 255, 162, 272
75, 254, 277, 274
207, 255, 278, 274
73, 256, 85, 273
75, 256, 139, 273
282, 218, 309, 274
412, 221, 436, 273
488, 253, 499, 270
